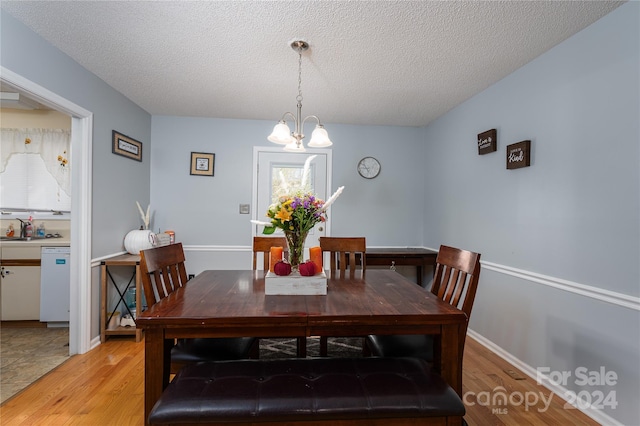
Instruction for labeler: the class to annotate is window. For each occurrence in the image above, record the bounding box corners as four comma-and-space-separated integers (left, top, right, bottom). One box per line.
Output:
0, 128, 71, 212
1, 153, 71, 211
270, 165, 316, 203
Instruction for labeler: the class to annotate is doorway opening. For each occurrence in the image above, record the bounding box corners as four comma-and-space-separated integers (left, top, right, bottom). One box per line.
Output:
1, 66, 93, 356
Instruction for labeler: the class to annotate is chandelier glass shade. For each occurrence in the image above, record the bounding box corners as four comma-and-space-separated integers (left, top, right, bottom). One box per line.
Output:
267, 40, 332, 152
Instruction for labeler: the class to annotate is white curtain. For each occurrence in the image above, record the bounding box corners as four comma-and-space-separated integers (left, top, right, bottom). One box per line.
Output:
0, 128, 71, 195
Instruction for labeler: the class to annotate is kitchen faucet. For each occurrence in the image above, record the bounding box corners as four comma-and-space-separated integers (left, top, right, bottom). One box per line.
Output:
16, 218, 31, 238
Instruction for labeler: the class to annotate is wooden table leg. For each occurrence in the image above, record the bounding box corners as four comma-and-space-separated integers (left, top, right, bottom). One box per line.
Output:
440, 323, 462, 397
100, 264, 107, 344
297, 337, 307, 358
135, 263, 142, 342
144, 328, 167, 426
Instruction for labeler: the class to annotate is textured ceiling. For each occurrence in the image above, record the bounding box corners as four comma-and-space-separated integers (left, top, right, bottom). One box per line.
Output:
1, 1, 624, 127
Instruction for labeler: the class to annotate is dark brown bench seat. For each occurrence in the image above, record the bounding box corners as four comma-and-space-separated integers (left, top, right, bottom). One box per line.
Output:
148, 357, 465, 425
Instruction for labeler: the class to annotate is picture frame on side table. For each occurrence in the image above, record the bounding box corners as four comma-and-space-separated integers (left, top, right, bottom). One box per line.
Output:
112, 131, 142, 162
190, 152, 215, 176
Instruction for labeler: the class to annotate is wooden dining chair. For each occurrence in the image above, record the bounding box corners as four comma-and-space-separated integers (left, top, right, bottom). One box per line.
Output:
319, 236, 366, 279
140, 243, 258, 373
252, 236, 288, 271
365, 244, 481, 362
318, 237, 367, 356
251, 236, 307, 357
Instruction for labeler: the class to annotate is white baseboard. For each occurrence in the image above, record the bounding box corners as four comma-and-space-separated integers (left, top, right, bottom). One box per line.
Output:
89, 335, 101, 351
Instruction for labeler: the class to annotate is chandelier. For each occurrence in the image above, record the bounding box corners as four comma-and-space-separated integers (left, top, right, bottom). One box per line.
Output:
267, 40, 332, 152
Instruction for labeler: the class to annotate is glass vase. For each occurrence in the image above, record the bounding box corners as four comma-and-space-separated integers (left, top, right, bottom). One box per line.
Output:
284, 228, 309, 270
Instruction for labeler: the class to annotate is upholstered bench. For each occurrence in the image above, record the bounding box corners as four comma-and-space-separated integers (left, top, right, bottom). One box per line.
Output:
148, 357, 465, 425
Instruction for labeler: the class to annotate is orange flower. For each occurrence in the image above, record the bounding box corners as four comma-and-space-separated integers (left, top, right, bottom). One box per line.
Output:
274, 207, 292, 222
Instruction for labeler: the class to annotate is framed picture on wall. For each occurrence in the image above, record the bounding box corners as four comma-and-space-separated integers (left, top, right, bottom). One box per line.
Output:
506, 140, 531, 169
477, 129, 497, 155
112, 130, 142, 161
190, 152, 215, 176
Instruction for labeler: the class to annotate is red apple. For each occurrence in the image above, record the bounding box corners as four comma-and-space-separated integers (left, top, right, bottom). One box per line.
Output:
274, 260, 292, 276
299, 260, 317, 276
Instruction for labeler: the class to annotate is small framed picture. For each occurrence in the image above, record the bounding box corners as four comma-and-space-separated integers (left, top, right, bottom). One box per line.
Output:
112, 131, 142, 161
190, 152, 215, 176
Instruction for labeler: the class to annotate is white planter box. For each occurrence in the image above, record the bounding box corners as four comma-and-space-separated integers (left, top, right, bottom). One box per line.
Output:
265, 270, 327, 295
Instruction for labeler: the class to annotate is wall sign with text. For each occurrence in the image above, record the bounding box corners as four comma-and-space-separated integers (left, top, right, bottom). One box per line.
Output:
506, 140, 531, 169
112, 130, 142, 162
477, 129, 497, 155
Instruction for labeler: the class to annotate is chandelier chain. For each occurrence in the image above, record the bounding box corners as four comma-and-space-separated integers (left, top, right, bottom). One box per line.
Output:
297, 48, 303, 103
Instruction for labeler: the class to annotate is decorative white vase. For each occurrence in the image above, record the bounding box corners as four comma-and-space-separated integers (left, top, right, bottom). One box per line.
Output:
124, 229, 156, 255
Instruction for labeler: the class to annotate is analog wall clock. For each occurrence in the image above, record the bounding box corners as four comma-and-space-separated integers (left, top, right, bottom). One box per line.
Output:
357, 156, 381, 179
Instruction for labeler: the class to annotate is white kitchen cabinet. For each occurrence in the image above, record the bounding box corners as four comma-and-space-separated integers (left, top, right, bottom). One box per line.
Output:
1, 265, 41, 320
1, 245, 42, 321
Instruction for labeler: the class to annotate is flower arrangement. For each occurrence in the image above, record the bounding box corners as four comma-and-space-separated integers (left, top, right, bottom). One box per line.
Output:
263, 192, 326, 235
252, 155, 344, 268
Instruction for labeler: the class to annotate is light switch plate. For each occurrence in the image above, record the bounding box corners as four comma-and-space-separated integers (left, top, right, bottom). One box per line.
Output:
239, 204, 250, 214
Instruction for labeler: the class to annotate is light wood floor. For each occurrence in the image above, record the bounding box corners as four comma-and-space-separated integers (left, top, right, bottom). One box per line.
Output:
0, 336, 600, 426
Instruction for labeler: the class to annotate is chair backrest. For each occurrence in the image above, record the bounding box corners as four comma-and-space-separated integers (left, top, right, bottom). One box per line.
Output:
319, 237, 366, 279
252, 236, 288, 271
431, 245, 481, 319
140, 243, 189, 307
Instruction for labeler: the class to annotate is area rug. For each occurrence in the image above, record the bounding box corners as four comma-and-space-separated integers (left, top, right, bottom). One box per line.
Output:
260, 336, 364, 359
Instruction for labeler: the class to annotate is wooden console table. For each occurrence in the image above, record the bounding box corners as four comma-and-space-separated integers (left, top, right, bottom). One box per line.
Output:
100, 253, 142, 343
366, 247, 437, 286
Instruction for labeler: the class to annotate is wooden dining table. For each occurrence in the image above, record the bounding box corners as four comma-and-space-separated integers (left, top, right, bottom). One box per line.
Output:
136, 269, 468, 425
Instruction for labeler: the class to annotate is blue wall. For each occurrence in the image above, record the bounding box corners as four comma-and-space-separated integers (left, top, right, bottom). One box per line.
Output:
1, 10, 152, 257
422, 3, 639, 424
150, 116, 424, 273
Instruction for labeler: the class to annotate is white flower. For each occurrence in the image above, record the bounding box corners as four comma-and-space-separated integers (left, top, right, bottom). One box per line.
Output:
251, 219, 273, 227
321, 186, 344, 211
300, 155, 317, 189
278, 170, 290, 193
136, 201, 150, 230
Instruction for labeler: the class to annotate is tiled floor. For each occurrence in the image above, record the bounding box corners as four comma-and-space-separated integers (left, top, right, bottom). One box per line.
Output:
0, 327, 69, 403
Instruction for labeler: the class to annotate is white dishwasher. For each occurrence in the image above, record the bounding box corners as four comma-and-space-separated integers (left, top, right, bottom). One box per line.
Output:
40, 246, 71, 323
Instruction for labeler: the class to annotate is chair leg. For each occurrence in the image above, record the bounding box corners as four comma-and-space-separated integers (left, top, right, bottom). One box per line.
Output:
297, 337, 307, 358
362, 337, 372, 357
249, 339, 260, 359
320, 337, 328, 357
